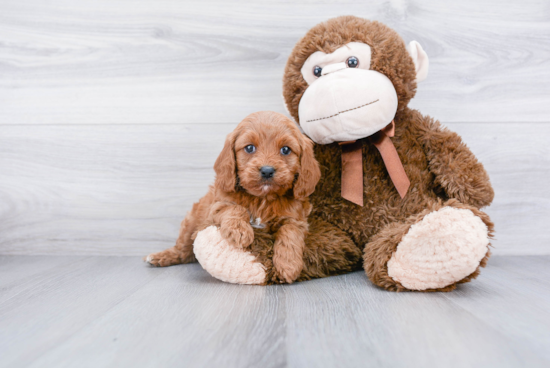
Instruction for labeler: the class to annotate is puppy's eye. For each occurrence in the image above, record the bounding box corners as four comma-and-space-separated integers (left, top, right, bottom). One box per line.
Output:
280, 146, 291, 155
313, 66, 322, 77
244, 145, 256, 154
346, 56, 359, 68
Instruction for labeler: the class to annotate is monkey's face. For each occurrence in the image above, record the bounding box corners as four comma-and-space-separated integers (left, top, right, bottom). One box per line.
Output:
298, 42, 399, 144
283, 17, 429, 145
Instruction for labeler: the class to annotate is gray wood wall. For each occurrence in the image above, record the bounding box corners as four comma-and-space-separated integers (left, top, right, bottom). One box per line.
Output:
1, 0, 549, 255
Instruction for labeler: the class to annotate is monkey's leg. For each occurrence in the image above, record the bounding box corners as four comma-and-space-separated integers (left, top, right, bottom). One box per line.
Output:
193, 218, 362, 285
363, 199, 493, 292
295, 218, 362, 283
193, 226, 268, 284
254, 218, 362, 284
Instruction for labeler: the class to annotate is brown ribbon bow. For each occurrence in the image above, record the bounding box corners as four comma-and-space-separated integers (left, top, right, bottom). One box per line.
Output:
339, 121, 410, 206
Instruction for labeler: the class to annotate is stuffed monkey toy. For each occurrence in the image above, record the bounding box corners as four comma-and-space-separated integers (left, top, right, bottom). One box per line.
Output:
193, 16, 495, 291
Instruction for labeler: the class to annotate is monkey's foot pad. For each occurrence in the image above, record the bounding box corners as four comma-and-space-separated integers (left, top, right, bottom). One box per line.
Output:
194, 226, 266, 285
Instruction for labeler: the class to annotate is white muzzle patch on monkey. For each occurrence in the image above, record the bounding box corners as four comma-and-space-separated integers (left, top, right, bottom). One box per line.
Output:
298, 68, 398, 144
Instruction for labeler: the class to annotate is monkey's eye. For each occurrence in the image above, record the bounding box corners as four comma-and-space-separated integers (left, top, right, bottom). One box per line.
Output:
244, 145, 256, 154
346, 56, 359, 68
313, 66, 322, 77
280, 146, 291, 155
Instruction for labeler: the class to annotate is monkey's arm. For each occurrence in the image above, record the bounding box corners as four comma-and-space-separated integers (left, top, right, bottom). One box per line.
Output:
418, 116, 494, 209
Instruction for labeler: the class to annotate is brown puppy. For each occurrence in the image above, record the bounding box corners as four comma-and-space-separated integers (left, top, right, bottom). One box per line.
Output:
146, 111, 320, 283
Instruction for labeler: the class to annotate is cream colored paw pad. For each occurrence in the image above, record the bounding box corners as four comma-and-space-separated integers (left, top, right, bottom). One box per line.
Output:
387, 207, 489, 290
193, 226, 266, 285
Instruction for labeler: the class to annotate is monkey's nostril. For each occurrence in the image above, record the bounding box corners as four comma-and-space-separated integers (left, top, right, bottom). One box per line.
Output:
260, 166, 275, 179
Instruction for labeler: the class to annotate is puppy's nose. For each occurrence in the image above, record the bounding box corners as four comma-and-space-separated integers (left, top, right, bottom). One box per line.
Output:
260, 166, 275, 179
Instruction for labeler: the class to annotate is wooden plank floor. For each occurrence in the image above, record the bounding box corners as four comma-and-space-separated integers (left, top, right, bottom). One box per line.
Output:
0, 255, 548, 368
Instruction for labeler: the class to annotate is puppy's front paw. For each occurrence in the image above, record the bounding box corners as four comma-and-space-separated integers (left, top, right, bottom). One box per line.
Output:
273, 252, 303, 284
220, 219, 254, 249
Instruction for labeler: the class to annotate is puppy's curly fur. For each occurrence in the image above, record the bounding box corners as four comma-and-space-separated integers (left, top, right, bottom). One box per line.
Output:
146, 111, 320, 283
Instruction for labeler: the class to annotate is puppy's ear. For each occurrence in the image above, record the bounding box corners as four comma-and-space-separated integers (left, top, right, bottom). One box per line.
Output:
214, 131, 237, 192
294, 135, 321, 199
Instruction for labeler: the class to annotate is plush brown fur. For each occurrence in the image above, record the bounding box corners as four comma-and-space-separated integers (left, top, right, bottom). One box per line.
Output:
146, 111, 321, 284
270, 16, 494, 291
248, 219, 363, 285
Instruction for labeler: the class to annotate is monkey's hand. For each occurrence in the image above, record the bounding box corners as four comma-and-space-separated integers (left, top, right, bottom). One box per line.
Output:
421, 116, 494, 209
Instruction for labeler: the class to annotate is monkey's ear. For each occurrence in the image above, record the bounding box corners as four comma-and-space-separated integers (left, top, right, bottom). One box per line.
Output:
214, 132, 237, 192
407, 41, 429, 83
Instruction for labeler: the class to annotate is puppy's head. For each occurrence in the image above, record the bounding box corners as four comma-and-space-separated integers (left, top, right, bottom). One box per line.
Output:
214, 111, 320, 199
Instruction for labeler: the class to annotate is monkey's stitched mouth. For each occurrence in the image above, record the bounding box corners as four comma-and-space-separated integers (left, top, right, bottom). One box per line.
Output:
305, 99, 379, 123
